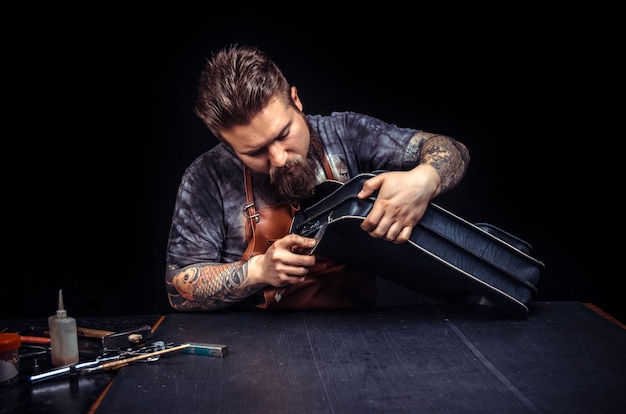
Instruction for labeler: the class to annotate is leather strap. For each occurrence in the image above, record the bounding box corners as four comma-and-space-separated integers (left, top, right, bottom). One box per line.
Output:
311, 138, 334, 180
242, 167, 259, 261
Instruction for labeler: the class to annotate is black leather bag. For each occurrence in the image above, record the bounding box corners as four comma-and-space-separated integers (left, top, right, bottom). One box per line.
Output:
290, 172, 545, 315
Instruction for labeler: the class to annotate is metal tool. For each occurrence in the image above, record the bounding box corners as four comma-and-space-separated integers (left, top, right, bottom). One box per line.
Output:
30, 354, 123, 383
28, 341, 228, 384
29, 340, 170, 383
81, 343, 191, 373
75, 325, 153, 349
19, 344, 50, 359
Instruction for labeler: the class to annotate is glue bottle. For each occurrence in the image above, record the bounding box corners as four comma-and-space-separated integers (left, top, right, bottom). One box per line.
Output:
48, 289, 79, 366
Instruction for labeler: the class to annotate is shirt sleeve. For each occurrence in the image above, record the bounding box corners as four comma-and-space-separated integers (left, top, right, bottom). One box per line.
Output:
308, 112, 419, 181
165, 145, 246, 267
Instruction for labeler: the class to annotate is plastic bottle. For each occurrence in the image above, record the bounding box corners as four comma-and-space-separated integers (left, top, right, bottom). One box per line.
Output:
48, 289, 79, 366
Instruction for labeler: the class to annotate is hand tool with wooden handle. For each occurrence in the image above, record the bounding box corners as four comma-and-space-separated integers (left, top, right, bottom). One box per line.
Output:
76, 325, 152, 349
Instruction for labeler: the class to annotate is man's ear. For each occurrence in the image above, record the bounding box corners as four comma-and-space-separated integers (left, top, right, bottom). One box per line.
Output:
291, 86, 303, 111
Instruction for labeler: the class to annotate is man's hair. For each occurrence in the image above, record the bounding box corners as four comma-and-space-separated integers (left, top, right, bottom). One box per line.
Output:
194, 44, 292, 138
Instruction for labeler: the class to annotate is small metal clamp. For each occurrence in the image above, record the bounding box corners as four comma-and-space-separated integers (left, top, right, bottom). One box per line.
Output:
243, 203, 260, 223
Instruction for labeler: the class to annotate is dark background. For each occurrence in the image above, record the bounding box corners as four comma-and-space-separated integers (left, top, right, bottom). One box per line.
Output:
2, 6, 622, 322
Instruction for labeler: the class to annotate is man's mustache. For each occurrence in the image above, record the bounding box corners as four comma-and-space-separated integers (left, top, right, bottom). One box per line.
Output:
270, 156, 303, 183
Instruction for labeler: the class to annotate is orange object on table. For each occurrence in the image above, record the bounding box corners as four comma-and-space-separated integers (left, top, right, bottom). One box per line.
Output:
19, 335, 51, 345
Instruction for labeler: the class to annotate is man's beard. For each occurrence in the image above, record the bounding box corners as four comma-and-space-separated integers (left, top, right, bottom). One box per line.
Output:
269, 139, 320, 204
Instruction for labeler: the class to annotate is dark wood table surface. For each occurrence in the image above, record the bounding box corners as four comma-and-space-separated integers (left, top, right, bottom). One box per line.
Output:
90, 302, 626, 414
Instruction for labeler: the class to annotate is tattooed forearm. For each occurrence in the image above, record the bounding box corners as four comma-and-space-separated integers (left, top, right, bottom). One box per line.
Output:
165, 261, 263, 311
404, 132, 470, 193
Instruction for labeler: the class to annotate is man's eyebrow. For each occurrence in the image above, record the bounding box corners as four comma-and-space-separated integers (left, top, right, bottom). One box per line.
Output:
274, 120, 291, 139
240, 121, 292, 156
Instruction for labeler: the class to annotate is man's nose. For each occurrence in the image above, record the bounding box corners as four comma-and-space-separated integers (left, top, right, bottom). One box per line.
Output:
268, 142, 288, 168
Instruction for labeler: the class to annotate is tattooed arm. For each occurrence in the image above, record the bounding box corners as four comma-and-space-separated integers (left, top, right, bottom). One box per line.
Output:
165, 234, 318, 311
406, 132, 470, 194
165, 261, 262, 311
358, 131, 470, 243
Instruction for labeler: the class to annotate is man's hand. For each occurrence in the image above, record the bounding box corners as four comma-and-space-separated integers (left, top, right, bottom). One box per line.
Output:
357, 166, 440, 243
247, 234, 317, 287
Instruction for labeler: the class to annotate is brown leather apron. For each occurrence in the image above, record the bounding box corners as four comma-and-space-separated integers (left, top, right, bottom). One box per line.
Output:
241, 143, 376, 310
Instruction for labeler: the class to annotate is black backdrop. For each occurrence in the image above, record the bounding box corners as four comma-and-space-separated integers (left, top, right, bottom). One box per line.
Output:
2, 6, 623, 323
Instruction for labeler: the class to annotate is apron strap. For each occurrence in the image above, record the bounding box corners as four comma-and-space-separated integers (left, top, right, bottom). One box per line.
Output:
242, 166, 259, 261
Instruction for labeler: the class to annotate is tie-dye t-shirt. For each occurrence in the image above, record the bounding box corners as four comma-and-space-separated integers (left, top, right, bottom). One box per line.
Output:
166, 111, 419, 267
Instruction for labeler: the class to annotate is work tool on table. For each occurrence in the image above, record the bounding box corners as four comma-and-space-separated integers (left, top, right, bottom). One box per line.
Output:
80, 343, 191, 373
75, 325, 153, 349
30, 340, 176, 383
181, 342, 228, 357
29, 341, 228, 384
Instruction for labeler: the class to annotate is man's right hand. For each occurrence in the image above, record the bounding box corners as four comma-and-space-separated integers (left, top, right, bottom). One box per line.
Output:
247, 234, 317, 287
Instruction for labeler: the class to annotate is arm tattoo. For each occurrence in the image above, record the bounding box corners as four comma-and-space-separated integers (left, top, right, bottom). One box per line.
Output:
165, 261, 263, 311
404, 132, 470, 193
